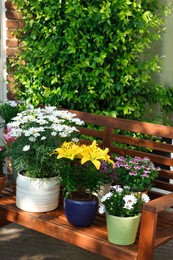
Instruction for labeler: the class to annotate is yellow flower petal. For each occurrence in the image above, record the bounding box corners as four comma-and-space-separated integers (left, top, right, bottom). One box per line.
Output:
92, 159, 101, 170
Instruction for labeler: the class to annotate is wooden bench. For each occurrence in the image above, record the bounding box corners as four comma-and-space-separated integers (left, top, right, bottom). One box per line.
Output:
1, 110, 173, 260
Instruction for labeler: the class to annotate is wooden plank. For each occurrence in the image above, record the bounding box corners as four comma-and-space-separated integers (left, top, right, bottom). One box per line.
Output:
158, 169, 173, 179
112, 134, 173, 153
102, 127, 114, 149
159, 208, 173, 220
143, 193, 173, 213
0, 205, 138, 260
68, 109, 173, 139
77, 127, 103, 139
153, 180, 173, 192
155, 226, 173, 247
109, 146, 173, 167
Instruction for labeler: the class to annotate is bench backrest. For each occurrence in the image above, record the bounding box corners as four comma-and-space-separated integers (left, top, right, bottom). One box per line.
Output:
67, 109, 173, 198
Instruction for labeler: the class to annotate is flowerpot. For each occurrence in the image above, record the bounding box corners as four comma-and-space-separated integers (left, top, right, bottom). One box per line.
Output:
64, 195, 99, 227
0, 174, 6, 192
106, 213, 141, 245
16, 172, 60, 212
130, 189, 148, 196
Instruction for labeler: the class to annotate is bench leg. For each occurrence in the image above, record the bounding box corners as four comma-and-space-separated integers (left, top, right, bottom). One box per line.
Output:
137, 210, 157, 260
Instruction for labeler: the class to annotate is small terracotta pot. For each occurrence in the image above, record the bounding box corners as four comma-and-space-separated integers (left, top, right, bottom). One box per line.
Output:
0, 174, 6, 192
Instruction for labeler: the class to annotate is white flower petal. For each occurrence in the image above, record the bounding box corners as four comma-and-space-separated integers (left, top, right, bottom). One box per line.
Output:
142, 193, 150, 203
98, 204, 106, 214
23, 145, 30, 151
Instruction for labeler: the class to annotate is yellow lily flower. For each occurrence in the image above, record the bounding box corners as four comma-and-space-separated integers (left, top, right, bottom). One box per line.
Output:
105, 154, 114, 166
51, 140, 116, 199
52, 140, 114, 169
52, 141, 82, 160
80, 141, 111, 169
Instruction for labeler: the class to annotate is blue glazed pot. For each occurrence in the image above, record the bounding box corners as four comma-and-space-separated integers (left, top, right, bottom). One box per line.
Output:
64, 195, 99, 227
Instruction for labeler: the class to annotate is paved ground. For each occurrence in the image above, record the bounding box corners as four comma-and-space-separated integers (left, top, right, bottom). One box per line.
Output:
0, 223, 173, 260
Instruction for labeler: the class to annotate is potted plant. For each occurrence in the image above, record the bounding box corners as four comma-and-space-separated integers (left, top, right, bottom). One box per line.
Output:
51, 140, 115, 227
0, 146, 6, 192
114, 155, 160, 192
0, 101, 33, 180
98, 185, 150, 245
6, 106, 84, 212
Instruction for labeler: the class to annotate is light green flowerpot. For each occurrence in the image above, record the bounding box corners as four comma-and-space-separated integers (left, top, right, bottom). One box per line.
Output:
106, 213, 141, 245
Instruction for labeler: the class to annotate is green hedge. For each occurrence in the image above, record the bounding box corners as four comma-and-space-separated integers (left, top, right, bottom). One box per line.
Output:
11, 0, 172, 121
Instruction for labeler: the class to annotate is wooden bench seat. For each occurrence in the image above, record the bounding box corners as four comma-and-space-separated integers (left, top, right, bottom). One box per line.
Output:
0, 184, 173, 260
1, 110, 173, 260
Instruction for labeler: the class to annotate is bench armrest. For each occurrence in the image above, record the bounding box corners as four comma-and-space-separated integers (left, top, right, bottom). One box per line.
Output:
142, 192, 173, 213
137, 193, 173, 260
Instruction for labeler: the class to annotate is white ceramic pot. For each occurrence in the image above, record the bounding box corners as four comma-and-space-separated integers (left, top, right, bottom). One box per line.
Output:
16, 172, 60, 212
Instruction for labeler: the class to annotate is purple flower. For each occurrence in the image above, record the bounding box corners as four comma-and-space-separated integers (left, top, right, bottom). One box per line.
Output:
129, 171, 137, 176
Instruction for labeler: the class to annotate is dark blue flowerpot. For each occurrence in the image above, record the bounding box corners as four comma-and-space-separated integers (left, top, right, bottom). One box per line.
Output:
64, 196, 99, 227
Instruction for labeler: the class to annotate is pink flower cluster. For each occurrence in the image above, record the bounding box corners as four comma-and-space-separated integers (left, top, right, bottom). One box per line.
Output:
3, 127, 16, 147
114, 156, 160, 178
114, 155, 160, 191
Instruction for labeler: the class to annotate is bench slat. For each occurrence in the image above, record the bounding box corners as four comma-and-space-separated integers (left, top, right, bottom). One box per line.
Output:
0, 188, 138, 260
70, 110, 173, 138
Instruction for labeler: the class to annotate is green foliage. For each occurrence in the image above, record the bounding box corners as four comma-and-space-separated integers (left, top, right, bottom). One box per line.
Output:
0, 101, 30, 127
9, 137, 62, 178
58, 160, 112, 199
11, 0, 172, 120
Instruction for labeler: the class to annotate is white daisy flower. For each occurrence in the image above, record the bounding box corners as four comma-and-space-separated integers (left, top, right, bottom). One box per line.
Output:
23, 145, 30, 151
29, 137, 36, 142
72, 138, 79, 143
142, 193, 150, 203
123, 195, 137, 205
111, 185, 123, 193
51, 132, 57, 136
98, 204, 106, 214
101, 192, 113, 202
7, 100, 18, 107
123, 202, 134, 210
